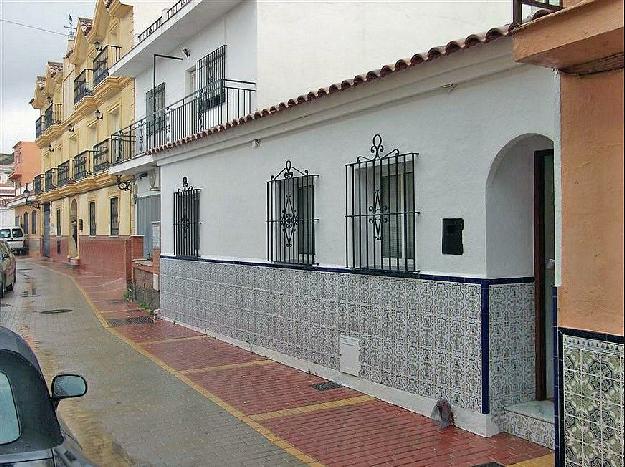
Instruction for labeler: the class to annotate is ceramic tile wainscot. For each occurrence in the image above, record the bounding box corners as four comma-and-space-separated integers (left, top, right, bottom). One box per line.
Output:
160, 257, 484, 412
561, 333, 624, 466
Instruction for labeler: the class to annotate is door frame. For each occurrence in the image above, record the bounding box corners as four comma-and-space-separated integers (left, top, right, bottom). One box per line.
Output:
534, 149, 554, 400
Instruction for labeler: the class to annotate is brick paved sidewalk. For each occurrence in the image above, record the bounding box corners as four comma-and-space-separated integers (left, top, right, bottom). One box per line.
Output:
37, 259, 553, 467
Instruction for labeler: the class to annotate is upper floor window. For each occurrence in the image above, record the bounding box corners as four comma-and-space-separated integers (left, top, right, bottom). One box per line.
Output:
345, 134, 418, 272
173, 177, 200, 258
110, 197, 119, 236
146, 82, 166, 142
267, 161, 317, 265
197, 45, 226, 109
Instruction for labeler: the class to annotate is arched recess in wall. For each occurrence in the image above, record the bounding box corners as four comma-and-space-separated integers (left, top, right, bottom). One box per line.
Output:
485, 133, 554, 279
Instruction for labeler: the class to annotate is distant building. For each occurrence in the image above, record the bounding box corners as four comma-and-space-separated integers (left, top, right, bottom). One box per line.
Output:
7, 142, 41, 254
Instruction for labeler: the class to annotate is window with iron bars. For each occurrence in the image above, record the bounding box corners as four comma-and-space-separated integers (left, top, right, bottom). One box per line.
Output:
110, 197, 119, 236
146, 82, 166, 142
267, 161, 317, 265
173, 177, 200, 258
197, 45, 226, 110
89, 201, 96, 236
345, 134, 419, 272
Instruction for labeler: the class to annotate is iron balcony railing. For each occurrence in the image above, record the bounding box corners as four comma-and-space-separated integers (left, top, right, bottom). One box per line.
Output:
36, 116, 44, 138
74, 68, 94, 104
111, 79, 255, 164
44, 169, 57, 191
135, 0, 192, 49
93, 139, 110, 173
57, 161, 70, 187
73, 150, 93, 181
513, 0, 561, 23
33, 175, 43, 194
36, 103, 62, 138
93, 46, 122, 87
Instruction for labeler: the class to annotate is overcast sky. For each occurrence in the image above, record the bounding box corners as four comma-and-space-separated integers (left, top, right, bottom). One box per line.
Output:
0, 0, 94, 153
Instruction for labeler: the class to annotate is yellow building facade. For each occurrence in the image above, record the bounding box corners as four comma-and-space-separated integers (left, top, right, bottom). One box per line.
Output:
31, 0, 142, 279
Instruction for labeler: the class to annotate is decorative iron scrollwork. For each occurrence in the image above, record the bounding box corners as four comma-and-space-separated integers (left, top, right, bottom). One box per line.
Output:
116, 175, 132, 191
368, 189, 389, 241
267, 160, 318, 265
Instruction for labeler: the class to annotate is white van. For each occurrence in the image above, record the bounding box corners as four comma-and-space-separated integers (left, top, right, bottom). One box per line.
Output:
0, 227, 26, 255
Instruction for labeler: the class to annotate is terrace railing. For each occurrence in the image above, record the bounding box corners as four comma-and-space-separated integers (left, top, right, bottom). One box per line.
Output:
135, 0, 192, 49
57, 161, 70, 187
44, 169, 57, 191
93, 139, 110, 173
74, 69, 94, 104
111, 78, 255, 164
513, 0, 562, 23
33, 175, 43, 194
73, 150, 93, 181
36, 103, 62, 138
93, 46, 122, 87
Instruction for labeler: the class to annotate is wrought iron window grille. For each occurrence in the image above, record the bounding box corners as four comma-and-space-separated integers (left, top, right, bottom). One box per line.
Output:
345, 134, 419, 272
267, 160, 318, 266
173, 177, 200, 258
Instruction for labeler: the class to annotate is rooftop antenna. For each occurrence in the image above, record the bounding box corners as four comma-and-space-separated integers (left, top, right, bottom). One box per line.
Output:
64, 14, 75, 39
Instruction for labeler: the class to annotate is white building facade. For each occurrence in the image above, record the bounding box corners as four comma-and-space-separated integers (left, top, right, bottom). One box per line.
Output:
108, 0, 520, 258
147, 33, 560, 446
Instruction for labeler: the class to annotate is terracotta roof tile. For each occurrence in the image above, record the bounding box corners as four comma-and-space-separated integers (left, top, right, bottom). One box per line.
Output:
148, 14, 555, 156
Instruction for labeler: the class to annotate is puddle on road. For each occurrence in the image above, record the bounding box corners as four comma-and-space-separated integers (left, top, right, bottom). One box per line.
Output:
17, 326, 135, 467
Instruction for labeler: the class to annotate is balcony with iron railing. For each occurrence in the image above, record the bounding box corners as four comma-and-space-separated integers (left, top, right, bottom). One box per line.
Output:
512, 0, 561, 23
74, 68, 94, 105
135, 0, 192, 49
73, 150, 94, 181
33, 175, 43, 195
57, 161, 70, 188
44, 169, 57, 191
35, 103, 63, 138
93, 46, 122, 87
93, 139, 110, 173
111, 79, 256, 165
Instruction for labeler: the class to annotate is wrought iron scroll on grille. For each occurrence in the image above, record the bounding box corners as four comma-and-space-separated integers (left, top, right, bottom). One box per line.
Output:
173, 177, 200, 258
345, 134, 419, 272
267, 160, 318, 265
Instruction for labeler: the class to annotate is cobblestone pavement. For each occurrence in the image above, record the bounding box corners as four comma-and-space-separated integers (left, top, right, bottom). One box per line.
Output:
1, 258, 554, 467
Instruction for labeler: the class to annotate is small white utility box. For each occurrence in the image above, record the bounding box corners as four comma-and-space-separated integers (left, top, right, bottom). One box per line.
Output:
339, 335, 361, 376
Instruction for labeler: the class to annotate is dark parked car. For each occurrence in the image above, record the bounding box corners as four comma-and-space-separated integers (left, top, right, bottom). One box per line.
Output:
0, 326, 93, 466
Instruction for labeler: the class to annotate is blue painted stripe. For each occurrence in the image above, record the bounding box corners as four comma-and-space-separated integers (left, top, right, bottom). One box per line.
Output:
480, 283, 490, 414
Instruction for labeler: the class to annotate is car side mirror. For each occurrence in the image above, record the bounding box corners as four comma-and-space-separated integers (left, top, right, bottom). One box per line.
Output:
51, 374, 87, 407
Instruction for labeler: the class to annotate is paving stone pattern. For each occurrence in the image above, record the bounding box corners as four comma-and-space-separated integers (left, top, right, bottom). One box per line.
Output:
5, 258, 555, 467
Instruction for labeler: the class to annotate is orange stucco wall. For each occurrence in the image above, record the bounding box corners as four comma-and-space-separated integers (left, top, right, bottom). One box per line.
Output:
12, 141, 40, 186
559, 69, 624, 335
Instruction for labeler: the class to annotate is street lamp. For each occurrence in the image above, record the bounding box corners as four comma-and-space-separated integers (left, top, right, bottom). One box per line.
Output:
23, 183, 41, 209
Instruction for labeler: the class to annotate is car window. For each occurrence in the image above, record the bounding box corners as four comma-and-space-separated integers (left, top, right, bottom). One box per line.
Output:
0, 372, 20, 444
0, 229, 10, 239
11, 229, 23, 238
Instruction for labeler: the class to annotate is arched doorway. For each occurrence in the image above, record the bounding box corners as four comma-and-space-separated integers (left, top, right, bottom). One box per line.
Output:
486, 134, 556, 402
69, 199, 78, 258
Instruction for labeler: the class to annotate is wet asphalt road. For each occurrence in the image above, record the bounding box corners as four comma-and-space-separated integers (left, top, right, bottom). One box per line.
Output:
0, 259, 301, 467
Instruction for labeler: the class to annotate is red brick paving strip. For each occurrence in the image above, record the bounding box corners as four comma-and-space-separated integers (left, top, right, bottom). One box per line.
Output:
37, 259, 552, 466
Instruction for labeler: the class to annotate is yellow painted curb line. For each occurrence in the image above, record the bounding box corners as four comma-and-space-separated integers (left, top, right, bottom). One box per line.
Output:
508, 454, 555, 467
250, 395, 374, 422
140, 334, 209, 345
37, 263, 324, 467
180, 359, 275, 375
